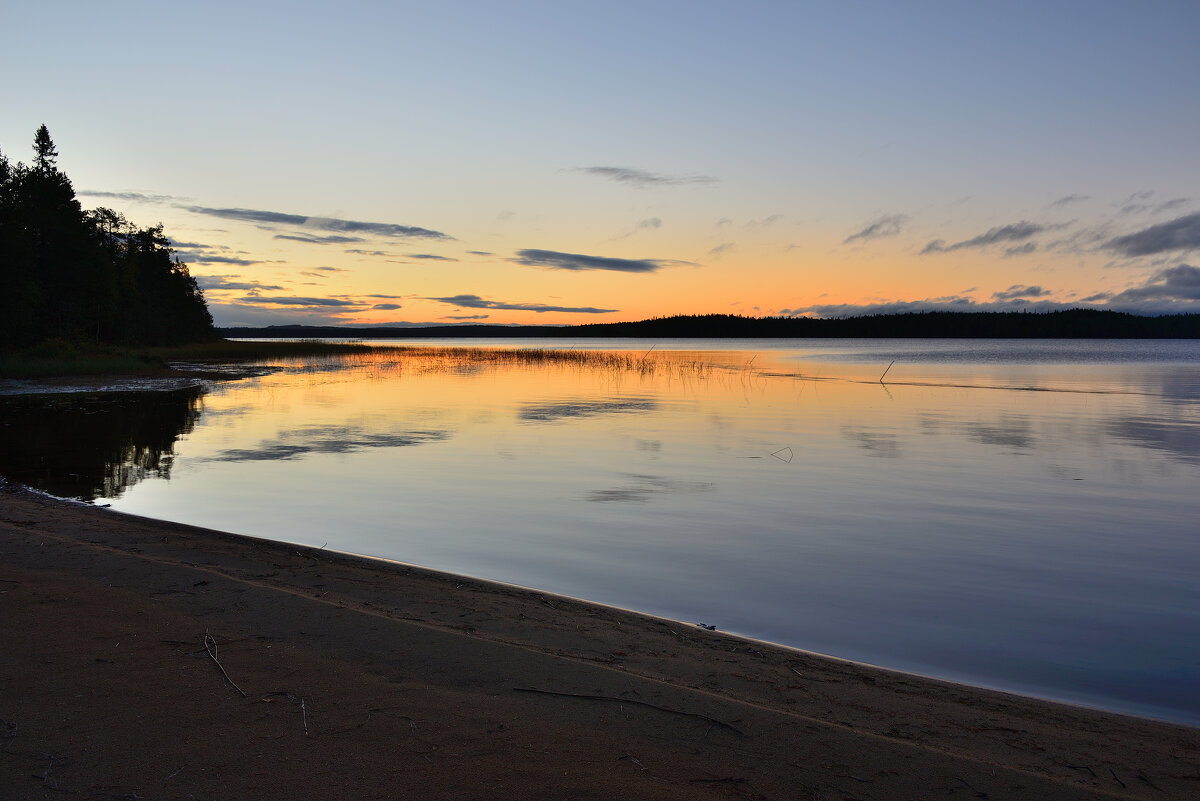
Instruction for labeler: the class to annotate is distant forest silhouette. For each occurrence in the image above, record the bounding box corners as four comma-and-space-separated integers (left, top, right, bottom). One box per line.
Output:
0, 126, 214, 348
222, 309, 1200, 339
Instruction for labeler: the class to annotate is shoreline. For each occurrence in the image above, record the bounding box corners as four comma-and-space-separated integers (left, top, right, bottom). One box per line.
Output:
3, 485, 1198, 800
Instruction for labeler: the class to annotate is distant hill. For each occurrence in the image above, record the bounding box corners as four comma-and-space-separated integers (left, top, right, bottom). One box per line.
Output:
220, 310, 1200, 340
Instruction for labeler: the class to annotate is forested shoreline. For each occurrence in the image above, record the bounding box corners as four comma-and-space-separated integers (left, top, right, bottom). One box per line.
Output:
0, 126, 215, 348
221, 309, 1200, 339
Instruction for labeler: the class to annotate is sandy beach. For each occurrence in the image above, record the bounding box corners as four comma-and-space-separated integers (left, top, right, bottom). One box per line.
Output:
2, 484, 1197, 800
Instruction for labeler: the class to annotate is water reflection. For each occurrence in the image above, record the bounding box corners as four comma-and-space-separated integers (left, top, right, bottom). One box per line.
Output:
1108, 417, 1200, 465
0, 386, 204, 500
841, 427, 902, 458
586, 473, 715, 503
208, 424, 452, 462
962, 415, 1035, 451
519, 398, 659, 422
4, 341, 1200, 725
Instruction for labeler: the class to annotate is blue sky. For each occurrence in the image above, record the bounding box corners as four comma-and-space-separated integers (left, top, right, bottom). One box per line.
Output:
3, 1, 1198, 326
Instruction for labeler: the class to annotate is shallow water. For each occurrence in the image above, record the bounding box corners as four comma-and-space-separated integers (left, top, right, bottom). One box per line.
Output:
3, 338, 1199, 725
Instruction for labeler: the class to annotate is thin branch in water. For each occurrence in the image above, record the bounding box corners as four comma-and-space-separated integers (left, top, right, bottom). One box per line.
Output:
879, 360, 895, 384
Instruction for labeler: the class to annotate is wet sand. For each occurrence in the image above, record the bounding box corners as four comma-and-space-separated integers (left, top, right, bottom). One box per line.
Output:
2, 484, 1197, 800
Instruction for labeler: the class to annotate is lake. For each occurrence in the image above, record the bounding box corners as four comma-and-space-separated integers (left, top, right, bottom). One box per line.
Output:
2, 338, 1198, 726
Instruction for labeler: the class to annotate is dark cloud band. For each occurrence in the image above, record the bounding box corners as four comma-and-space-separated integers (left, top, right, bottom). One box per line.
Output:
429, 294, 615, 314
185, 205, 451, 240
576, 166, 718, 187
922, 221, 1046, 254
512, 249, 670, 273
1106, 213, 1200, 257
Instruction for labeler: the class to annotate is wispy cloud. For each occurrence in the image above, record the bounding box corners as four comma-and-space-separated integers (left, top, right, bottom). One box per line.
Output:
512, 248, 684, 273
428, 294, 616, 314
843, 214, 907, 245
706, 242, 736, 259
274, 233, 365, 244
1049, 194, 1089, 208
575, 166, 718, 187
1106, 213, 1200, 257
184, 205, 451, 240
1004, 242, 1038, 257
992, 284, 1050, 301
174, 247, 259, 266
1119, 191, 1156, 215
196, 276, 285, 291
79, 190, 182, 203
405, 253, 459, 261
372, 303, 403, 310
921, 221, 1047, 254
238, 296, 364, 307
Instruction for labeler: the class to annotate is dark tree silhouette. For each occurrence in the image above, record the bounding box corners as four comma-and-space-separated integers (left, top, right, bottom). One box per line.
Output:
0, 126, 215, 348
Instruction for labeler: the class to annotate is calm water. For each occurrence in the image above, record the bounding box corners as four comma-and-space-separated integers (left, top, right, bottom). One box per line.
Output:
3, 338, 1199, 725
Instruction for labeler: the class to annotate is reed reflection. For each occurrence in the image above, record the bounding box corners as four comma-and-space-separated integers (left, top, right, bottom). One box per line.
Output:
0, 386, 205, 500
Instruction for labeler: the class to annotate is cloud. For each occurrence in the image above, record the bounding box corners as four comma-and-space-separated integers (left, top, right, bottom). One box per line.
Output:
992, 284, 1050, 301
184, 205, 451, 239
78, 190, 181, 203
512, 248, 681, 273
345, 249, 394, 257
843, 214, 907, 245
1119, 190, 1155, 215
922, 221, 1047, 254
575, 166, 718, 187
237, 295, 364, 307
274, 233, 365, 244
1004, 242, 1038, 257
637, 217, 663, 230
196, 276, 285, 292
1154, 198, 1191, 215
1106, 213, 1200, 257
446, 314, 489, 320
405, 253, 459, 261
780, 296, 1071, 318
467, 250, 493, 256
174, 250, 259, 266
1108, 265, 1200, 303
745, 214, 783, 230
428, 294, 616, 314
706, 242, 736, 259
372, 303, 403, 310
1049, 194, 1089, 208
781, 269, 1200, 317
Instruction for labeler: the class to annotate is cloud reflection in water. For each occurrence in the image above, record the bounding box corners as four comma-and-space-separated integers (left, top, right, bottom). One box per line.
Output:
209, 425, 451, 462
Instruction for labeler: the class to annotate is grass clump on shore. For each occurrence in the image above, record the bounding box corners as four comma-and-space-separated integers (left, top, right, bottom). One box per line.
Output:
0, 339, 376, 379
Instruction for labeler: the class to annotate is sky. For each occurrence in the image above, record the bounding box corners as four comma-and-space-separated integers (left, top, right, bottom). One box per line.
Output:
3, 1, 1199, 327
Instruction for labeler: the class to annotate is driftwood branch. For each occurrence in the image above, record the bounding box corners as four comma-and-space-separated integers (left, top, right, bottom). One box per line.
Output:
203, 631, 247, 697
514, 687, 744, 736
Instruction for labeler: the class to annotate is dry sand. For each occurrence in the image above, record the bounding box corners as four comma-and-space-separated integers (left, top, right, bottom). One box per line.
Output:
2, 484, 1197, 800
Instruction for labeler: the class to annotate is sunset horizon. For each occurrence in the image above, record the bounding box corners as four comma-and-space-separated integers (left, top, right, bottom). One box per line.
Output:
5, 2, 1198, 328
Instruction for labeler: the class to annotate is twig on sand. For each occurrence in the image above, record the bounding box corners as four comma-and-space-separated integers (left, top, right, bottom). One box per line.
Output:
203, 631, 247, 697
514, 687, 744, 736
